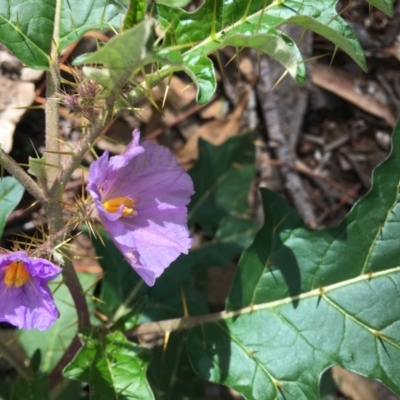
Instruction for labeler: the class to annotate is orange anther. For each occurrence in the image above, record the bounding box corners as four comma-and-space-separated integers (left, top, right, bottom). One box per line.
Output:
4, 261, 30, 287
102, 197, 137, 217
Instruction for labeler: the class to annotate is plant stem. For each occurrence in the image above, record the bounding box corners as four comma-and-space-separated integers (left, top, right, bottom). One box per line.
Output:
62, 253, 91, 328
49, 335, 82, 392
49, 94, 116, 198
44, 0, 62, 191
0, 149, 47, 204
130, 311, 226, 339
44, 0, 90, 331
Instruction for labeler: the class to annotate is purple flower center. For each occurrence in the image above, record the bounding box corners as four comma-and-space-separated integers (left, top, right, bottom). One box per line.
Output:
3, 261, 30, 287
102, 197, 138, 217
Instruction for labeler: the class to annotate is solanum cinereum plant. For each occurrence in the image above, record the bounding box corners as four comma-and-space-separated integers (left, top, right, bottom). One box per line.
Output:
0, 0, 398, 399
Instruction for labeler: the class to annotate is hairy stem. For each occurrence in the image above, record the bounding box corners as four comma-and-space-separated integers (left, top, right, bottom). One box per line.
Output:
62, 253, 91, 328
49, 94, 116, 198
49, 56, 180, 194
44, 2, 61, 192
44, 0, 90, 330
0, 149, 47, 204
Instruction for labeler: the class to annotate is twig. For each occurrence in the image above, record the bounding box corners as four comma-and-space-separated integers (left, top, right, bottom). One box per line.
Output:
0, 149, 47, 204
49, 335, 82, 392
343, 151, 371, 189
49, 102, 116, 198
255, 54, 317, 227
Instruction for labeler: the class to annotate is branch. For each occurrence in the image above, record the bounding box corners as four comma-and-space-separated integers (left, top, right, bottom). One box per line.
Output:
49, 95, 116, 198
0, 149, 47, 204
130, 311, 227, 340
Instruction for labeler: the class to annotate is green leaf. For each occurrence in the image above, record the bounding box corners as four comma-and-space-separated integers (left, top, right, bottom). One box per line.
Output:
156, 0, 306, 103
155, 0, 373, 102
0, 382, 12, 400
226, 191, 273, 311
192, 216, 257, 269
266, 1, 366, 71
74, 19, 160, 92
111, 297, 148, 332
10, 373, 49, 400
0, 1, 123, 69
188, 134, 255, 236
53, 380, 85, 400
366, 0, 394, 16
156, 0, 191, 7
93, 216, 254, 323
180, 29, 303, 104
59, 1, 123, 51
181, 54, 217, 105
0, 176, 24, 238
64, 331, 154, 400
148, 333, 203, 400
187, 119, 400, 398
93, 230, 208, 323
18, 273, 98, 372
123, 0, 147, 31
91, 207, 255, 400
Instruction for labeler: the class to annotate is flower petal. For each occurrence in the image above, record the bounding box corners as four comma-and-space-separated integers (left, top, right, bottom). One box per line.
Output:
101, 204, 192, 286
27, 258, 62, 280
0, 278, 59, 330
108, 129, 144, 172
87, 150, 110, 201
0, 252, 61, 330
89, 130, 194, 286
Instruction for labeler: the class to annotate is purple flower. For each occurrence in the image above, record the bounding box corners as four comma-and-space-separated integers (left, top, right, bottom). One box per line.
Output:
87, 129, 194, 286
0, 251, 61, 330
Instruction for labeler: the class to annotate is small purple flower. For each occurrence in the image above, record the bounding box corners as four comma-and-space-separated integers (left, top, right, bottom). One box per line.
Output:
0, 251, 61, 330
87, 129, 194, 286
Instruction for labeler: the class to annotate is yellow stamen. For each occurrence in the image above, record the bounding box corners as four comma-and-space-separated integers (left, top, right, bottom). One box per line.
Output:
102, 197, 137, 217
4, 261, 30, 287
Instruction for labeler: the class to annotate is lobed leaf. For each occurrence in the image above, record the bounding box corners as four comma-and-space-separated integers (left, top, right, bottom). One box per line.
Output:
63, 331, 154, 400
73, 20, 157, 89
154, 0, 371, 103
74, 19, 183, 99
188, 134, 256, 236
64, 331, 154, 400
265, 0, 366, 70
148, 333, 204, 400
156, 0, 306, 103
0, 0, 123, 69
187, 119, 400, 399
227, 190, 273, 311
